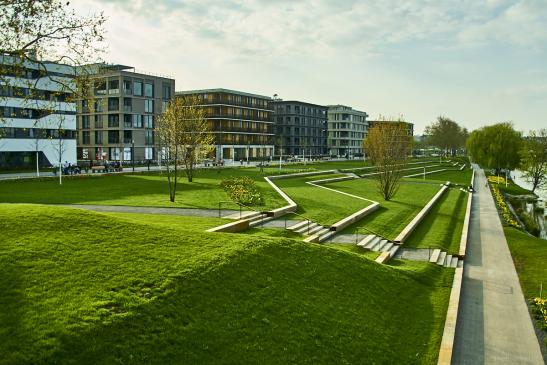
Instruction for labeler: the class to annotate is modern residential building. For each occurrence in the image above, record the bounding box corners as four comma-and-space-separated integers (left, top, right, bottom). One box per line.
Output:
0, 52, 77, 168
76, 64, 175, 163
368, 119, 414, 137
327, 105, 369, 158
272, 99, 328, 158
175, 88, 275, 163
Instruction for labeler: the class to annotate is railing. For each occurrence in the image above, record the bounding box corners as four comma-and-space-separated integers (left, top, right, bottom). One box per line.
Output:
354, 226, 392, 244
283, 211, 321, 235
218, 200, 262, 219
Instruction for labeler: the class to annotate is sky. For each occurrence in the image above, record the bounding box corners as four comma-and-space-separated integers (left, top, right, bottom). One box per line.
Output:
73, 0, 547, 134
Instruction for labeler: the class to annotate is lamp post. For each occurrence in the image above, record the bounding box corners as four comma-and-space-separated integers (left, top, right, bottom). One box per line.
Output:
131, 139, 135, 172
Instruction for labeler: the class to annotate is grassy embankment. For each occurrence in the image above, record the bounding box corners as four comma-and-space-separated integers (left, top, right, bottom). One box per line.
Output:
0, 204, 453, 364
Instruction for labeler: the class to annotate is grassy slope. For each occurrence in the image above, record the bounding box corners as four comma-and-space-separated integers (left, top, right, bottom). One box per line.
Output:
405, 189, 468, 253
274, 174, 373, 225
0, 168, 287, 210
404, 168, 473, 186
504, 227, 547, 299
324, 179, 440, 239
0, 204, 452, 365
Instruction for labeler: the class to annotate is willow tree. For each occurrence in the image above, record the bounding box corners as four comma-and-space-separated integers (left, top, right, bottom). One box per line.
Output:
156, 96, 214, 202
519, 129, 547, 193
364, 121, 412, 200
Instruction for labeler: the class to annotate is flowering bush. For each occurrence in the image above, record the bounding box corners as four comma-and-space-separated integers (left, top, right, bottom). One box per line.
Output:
491, 186, 521, 228
488, 175, 506, 184
531, 297, 547, 332
220, 177, 264, 206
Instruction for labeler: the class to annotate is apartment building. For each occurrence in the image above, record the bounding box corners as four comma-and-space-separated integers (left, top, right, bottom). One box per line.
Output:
76, 64, 175, 163
176, 88, 275, 163
327, 105, 369, 158
273, 100, 328, 158
0, 52, 77, 168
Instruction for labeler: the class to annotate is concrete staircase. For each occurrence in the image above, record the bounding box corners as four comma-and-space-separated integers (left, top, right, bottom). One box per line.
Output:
286, 220, 333, 243
356, 234, 397, 254
429, 248, 463, 268
245, 212, 275, 228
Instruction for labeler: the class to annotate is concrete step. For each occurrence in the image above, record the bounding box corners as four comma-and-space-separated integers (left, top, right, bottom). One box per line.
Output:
429, 249, 441, 263
249, 216, 274, 227
307, 224, 326, 235
444, 254, 453, 268
450, 256, 458, 268
248, 214, 267, 223
373, 239, 388, 252
295, 222, 319, 234
287, 220, 308, 231
302, 228, 331, 243
389, 244, 399, 257
381, 241, 394, 252
375, 251, 391, 264
357, 235, 375, 248
364, 236, 381, 250
317, 230, 336, 243
457, 259, 464, 268
436, 251, 447, 266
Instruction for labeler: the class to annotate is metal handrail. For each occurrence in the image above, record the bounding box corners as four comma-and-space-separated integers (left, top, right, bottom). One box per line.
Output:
354, 225, 392, 244
218, 200, 264, 219
283, 210, 324, 235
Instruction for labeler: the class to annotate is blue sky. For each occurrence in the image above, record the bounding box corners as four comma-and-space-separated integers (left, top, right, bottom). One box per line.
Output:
74, 0, 547, 134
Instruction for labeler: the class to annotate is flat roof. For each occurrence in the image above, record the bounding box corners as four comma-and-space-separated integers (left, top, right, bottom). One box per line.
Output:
176, 88, 272, 100
273, 100, 328, 109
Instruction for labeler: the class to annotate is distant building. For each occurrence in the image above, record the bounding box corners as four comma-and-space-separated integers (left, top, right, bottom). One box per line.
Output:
327, 105, 369, 158
272, 100, 328, 158
176, 88, 275, 163
368, 120, 414, 137
76, 64, 175, 163
0, 52, 77, 168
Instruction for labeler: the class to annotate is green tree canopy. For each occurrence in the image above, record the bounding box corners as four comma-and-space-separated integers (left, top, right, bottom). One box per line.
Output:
424, 116, 467, 155
519, 129, 547, 193
467, 122, 522, 171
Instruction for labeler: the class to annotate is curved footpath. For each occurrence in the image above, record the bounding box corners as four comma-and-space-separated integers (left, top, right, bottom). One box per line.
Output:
452, 165, 543, 364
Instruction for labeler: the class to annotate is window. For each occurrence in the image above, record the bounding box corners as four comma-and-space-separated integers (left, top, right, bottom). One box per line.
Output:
145, 130, 154, 145
109, 147, 120, 160
95, 80, 106, 95
133, 80, 143, 96
123, 147, 131, 161
162, 83, 171, 100
81, 115, 90, 129
94, 100, 104, 112
123, 80, 132, 94
145, 147, 153, 160
95, 130, 103, 144
124, 114, 132, 128
82, 131, 90, 144
108, 97, 119, 111
144, 82, 154, 97
144, 99, 154, 113
124, 130, 132, 144
108, 114, 119, 128
123, 98, 132, 112
132, 114, 142, 128
144, 115, 154, 128
108, 80, 119, 94
108, 131, 119, 144
94, 114, 103, 128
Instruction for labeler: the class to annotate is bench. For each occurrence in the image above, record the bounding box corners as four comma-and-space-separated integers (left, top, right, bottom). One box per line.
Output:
91, 166, 106, 173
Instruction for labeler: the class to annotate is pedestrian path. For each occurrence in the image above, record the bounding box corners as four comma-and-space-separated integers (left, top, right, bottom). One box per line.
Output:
55, 204, 241, 218
452, 166, 543, 364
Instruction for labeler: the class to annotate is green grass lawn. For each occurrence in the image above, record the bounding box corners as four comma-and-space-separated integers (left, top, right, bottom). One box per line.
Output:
324, 179, 440, 239
404, 188, 468, 253
273, 174, 374, 225
1, 204, 453, 364
0, 168, 287, 210
404, 168, 473, 186
504, 227, 547, 299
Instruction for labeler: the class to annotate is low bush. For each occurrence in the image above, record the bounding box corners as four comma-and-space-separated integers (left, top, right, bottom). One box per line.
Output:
516, 208, 540, 237
531, 297, 547, 332
220, 176, 264, 206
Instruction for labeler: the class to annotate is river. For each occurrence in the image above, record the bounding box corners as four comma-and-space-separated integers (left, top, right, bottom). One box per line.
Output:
511, 170, 546, 239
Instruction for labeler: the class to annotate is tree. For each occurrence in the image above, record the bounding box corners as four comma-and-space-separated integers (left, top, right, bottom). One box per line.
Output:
467, 122, 522, 174
156, 96, 214, 202
424, 116, 467, 156
364, 120, 412, 200
519, 129, 547, 193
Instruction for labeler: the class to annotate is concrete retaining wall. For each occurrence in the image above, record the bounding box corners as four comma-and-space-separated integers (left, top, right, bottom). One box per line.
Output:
458, 170, 475, 257
330, 203, 380, 232
437, 267, 464, 365
206, 219, 250, 233
394, 184, 449, 243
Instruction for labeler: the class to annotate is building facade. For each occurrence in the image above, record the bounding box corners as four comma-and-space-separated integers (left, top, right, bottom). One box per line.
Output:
76, 64, 175, 163
176, 88, 275, 163
0, 53, 77, 168
327, 105, 369, 158
273, 100, 328, 158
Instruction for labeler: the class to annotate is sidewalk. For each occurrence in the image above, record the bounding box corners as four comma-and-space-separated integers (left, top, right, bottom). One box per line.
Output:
452, 165, 543, 364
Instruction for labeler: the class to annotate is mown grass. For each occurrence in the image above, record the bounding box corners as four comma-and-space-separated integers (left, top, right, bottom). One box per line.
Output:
324, 179, 440, 239
0, 168, 287, 210
0, 204, 453, 365
504, 227, 547, 299
404, 188, 468, 253
404, 168, 473, 186
274, 173, 374, 225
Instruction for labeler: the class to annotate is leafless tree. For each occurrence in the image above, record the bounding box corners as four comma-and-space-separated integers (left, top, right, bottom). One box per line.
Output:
364, 120, 412, 200
156, 96, 214, 202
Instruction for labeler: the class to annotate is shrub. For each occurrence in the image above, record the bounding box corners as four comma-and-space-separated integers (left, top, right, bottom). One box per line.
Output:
531, 297, 547, 332
490, 186, 520, 228
220, 177, 264, 206
516, 208, 540, 237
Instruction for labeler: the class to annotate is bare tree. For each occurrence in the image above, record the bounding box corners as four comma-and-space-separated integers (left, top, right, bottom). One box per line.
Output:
519, 129, 547, 193
364, 120, 412, 200
156, 96, 214, 202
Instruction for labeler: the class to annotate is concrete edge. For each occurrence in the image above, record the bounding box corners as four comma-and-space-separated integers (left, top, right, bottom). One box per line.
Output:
206, 219, 250, 233
437, 266, 464, 365
330, 203, 380, 232
458, 170, 475, 257
394, 184, 449, 243
267, 170, 337, 180
375, 250, 391, 264
309, 175, 356, 184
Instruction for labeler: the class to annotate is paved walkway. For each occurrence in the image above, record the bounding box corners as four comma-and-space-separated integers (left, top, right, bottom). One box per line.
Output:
56, 204, 242, 219
453, 165, 543, 364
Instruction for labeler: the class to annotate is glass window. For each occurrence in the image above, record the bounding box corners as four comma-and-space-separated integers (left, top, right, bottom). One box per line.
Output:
144, 99, 154, 113
123, 80, 132, 94
162, 83, 171, 100
144, 83, 154, 97
145, 130, 154, 145
132, 114, 142, 128
144, 115, 154, 128
124, 114, 132, 128
145, 147, 153, 160
108, 131, 119, 144
108, 114, 119, 128
124, 130, 132, 143
108, 97, 119, 111
133, 81, 143, 96
81, 115, 90, 129
95, 130, 103, 144
82, 131, 90, 144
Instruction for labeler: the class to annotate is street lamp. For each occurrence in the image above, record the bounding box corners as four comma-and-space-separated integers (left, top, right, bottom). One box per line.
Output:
132, 139, 135, 172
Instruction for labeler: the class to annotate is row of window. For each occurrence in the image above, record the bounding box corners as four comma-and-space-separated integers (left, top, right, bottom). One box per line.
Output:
329, 131, 366, 139
196, 93, 270, 109
94, 79, 171, 100
0, 63, 74, 80
81, 130, 154, 145
0, 85, 71, 102
329, 122, 367, 131
211, 119, 272, 133
275, 104, 327, 116
203, 106, 271, 121
81, 98, 154, 113
79, 147, 155, 161
330, 113, 367, 122
80, 114, 154, 129
276, 116, 328, 127
0, 106, 76, 119
0, 127, 76, 139
276, 127, 327, 137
